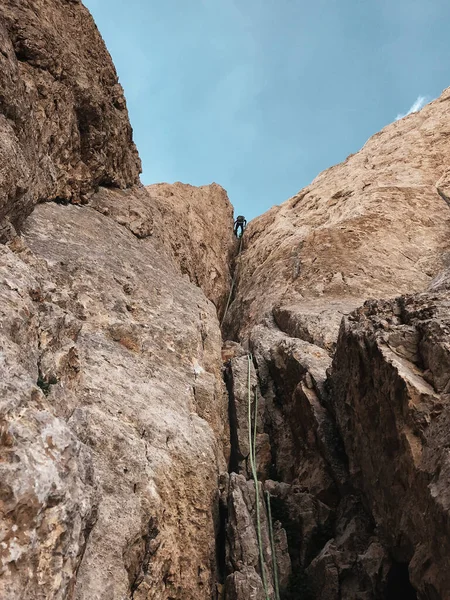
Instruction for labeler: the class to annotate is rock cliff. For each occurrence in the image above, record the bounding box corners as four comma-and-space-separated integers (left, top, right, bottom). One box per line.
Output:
89, 182, 236, 316
224, 90, 450, 346
0, 0, 141, 240
0, 196, 232, 599
220, 88, 450, 599
0, 1, 232, 598
330, 292, 450, 599
2, 1, 450, 599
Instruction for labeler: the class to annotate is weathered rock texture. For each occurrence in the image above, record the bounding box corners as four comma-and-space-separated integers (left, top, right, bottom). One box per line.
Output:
89, 182, 235, 315
3, 0, 450, 598
0, 200, 229, 599
226, 88, 450, 346
147, 182, 235, 316
224, 354, 271, 478
221, 473, 291, 600
221, 329, 392, 599
0, 3, 240, 597
220, 88, 450, 599
330, 292, 450, 599
0, 0, 141, 240
220, 354, 291, 599
248, 327, 391, 600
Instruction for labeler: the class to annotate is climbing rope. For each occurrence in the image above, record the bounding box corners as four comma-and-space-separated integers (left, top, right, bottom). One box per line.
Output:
247, 354, 270, 600
247, 354, 281, 600
220, 234, 244, 327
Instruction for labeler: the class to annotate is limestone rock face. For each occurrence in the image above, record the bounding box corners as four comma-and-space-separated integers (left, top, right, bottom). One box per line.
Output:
247, 326, 391, 599
429, 265, 450, 292
4, 1, 450, 597
89, 182, 236, 315
330, 292, 450, 599
147, 182, 235, 316
0, 200, 228, 600
0, 0, 141, 239
0, 4, 235, 596
223, 473, 291, 600
221, 86, 450, 600
226, 88, 450, 344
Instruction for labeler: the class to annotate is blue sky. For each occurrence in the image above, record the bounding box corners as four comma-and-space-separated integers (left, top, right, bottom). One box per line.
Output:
85, 0, 450, 220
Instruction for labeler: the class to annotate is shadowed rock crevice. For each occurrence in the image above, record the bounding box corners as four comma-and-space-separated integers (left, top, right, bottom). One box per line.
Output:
385, 561, 417, 600
3, 1, 450, 598
219, 347, 291, 598
218, 331, 391, 599
219, 231, 252, 342
218, 84, 450, 600
216, 477, 229, 593
126, 518, 160, 598
329, 292, 450, 598
223, 362, 241, 475
268, 493, 313, 600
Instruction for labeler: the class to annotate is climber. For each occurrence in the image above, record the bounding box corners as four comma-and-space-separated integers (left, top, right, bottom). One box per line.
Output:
234, 215, 247, 238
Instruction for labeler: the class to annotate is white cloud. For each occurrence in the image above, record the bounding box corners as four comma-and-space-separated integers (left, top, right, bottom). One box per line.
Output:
396, 95, 429, 120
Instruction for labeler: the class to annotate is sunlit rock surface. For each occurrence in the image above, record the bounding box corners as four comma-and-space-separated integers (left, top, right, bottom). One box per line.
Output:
0, 201, 230, 599
2, 0, 450, 598
0, 0, 141, 240
226, 89, 450, 348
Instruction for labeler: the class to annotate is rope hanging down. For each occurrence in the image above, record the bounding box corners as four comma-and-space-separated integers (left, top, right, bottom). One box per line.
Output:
220, 235, 244, 327
247, 354, 281, 600
247, 354, 270, 599
247, 355, 281, 600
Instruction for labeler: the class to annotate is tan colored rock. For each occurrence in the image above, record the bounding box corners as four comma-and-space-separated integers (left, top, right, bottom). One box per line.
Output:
224, 353, 268, 477
221, 340, 247, 363
0, 0, 141, 239
89, 182, 235, 315
330, 292, 450, 598
5, 2, 450, 598
436, 168, 450, 207
227, 88, 450, 346
147, 182, 235, 316
221, 86, 450, 598
0, 200, 228, 599
224, 473, 291, 599
429, 264, 450, 292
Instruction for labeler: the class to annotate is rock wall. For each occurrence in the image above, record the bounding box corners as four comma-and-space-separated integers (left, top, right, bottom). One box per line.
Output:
147, 182, 236, 317
220, 87, 450, 599
222, 328, 391, 600
221, 350, 291, 599
0, 3, 238, 596
0, 0, 141, 240
89, 182, 236, 316
330, 292, 450, 599
0, 198, 229, 600
225, 88, 450, 345
2, 0, 450, 598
